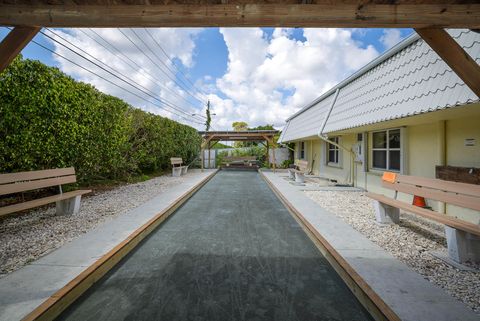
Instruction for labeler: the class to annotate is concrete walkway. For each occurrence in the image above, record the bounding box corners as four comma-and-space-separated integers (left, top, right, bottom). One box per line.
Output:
261, 170, 480, 321
0, 169, 216, 321
57, 171, 372, 321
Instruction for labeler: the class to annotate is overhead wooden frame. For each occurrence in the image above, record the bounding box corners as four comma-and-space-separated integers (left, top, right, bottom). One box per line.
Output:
0, 26, 40, 72
1, 1, 480, 28
415, 28, 480, 98
200, 130, 279, 142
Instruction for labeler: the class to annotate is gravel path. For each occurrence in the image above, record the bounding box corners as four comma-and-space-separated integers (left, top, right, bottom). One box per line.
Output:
0, 173, 189, 278
304, 190, 480, 314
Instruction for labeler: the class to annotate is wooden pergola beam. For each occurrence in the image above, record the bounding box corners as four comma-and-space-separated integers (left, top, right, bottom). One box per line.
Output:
0, 3, 479, 28
415, 28, 480, 98
201, 131, 279, 142
0, 26, 40, 73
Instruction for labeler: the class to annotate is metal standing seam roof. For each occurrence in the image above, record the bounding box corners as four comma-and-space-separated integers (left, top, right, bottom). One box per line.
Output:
279, 29, 480, 143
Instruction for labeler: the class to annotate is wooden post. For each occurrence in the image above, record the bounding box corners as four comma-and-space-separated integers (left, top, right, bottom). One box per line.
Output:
200, 135, 214, 172
272, 137, 276, 173
201, 145, 204, 172
266, 140, 270, 168
415, 28, 480, 98
0, 26, 40, 73
208, 141, 211, 169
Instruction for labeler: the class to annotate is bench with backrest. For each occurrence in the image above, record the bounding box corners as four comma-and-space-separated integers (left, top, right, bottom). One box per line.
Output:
288, 159, 309, 183
223, 156, 257, 167
366, 172, 480, 264
170, 157, 188, 177
0, 167, 91, 217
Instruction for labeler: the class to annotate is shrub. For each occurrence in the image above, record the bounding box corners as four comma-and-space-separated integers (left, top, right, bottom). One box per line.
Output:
281, 159, 294, 169
0, 57, 201, 184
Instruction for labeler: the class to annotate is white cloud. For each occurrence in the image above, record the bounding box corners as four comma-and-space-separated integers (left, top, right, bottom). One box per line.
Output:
47, 28, 205, 127
380, 29, 403, 50
47, 27, 381, 131
209, 28, 378, 130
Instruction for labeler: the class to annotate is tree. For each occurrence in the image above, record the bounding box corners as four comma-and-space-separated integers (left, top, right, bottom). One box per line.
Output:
231, 121, 248, 147
249, 124, 274, 131
232, 121, 248, 131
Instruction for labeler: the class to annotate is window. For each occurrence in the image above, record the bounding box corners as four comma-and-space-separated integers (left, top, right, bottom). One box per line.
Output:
299, 142, 305, 159
372, 129, 401, 171
327, 137, 340, 164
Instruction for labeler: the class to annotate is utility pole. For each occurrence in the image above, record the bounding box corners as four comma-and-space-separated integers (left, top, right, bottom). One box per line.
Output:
205, 100, 211, 132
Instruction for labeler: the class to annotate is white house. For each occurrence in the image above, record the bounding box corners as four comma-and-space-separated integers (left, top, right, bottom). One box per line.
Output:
278, 29, 480, 224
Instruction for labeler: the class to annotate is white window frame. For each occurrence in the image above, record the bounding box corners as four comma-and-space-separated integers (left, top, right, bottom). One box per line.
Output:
298, 141, 306, 160
371, 128, 403, 172
326, 137, 341, 167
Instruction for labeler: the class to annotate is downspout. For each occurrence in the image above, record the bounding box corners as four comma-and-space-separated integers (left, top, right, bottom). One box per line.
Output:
437, 120, 447, 214
317, 88, 357, 186
278, 120, 296, 159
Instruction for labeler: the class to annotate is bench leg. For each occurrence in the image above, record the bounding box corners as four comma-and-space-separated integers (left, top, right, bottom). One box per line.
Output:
288, 170, 295, 180
445, 226, 480, 264
172, 167, 182, 177
295, 172, 305, 183
372, 200, 400, 224
56, 195, 82, 215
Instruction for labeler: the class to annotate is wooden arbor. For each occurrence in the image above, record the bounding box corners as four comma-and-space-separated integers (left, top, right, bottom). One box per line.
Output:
199, 130, 279, 170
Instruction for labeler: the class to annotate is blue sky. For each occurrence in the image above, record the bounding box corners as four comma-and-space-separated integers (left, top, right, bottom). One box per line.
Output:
0, 27, 413, 129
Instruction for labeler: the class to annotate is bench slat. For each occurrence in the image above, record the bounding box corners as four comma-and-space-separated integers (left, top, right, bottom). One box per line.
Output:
0, 167, 75, 185
395, 174, 480, 198
170, 158, 183, 165
0, 189, 91, 217
0, 175, 77, 196
382, 181, 480, 212
294, 159, 309, 172
366, 192, 480, 237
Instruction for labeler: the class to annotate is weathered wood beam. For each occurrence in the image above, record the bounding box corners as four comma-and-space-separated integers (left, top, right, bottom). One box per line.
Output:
0, 26, 40, 73
0, 4, 479, 28
415, 28, 480, 98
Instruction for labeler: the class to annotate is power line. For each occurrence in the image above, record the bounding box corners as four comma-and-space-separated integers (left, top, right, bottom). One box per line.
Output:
130, 28, 203, 102
77, 28, 206, 119
141, 28, 208, 102
118, 28, 206, 107
143, 28, 209, 102
8, 28, 204, 126
43, 28, 205, 123
40, 28, 204, 124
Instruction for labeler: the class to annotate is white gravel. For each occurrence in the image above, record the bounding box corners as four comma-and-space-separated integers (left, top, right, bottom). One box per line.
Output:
0, 173, 188, 278
304, 190, 480, 314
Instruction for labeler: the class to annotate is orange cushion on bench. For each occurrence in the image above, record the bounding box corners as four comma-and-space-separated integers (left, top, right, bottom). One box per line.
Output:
382, 172, 397, 183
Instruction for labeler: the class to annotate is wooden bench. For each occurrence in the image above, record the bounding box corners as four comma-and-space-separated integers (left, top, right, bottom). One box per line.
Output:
170, 157, 188, 177
223, 156, 257, 167
0, 167, 91, 217
288, 159, 309, 183
366, 172, 480, 264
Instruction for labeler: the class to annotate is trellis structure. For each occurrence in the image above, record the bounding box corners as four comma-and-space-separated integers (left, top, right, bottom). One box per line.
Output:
199, 130, 279, 170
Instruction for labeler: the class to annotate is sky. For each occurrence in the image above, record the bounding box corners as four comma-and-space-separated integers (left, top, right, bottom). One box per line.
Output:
0, 27, 413, 130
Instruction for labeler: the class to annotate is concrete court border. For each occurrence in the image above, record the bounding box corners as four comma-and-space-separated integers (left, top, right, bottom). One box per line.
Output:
260, 170, 480, 321
0, 169, 218, 321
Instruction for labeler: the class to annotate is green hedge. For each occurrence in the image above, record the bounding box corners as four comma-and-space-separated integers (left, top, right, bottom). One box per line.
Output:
0, 57, 201, 184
